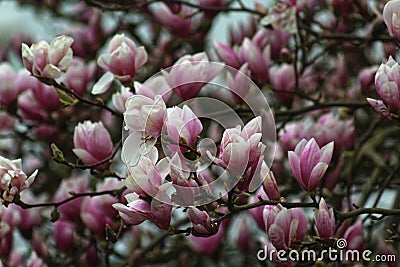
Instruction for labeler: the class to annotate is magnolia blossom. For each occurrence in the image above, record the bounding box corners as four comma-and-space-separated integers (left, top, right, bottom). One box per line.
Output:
188, 207, 213, 235
343, 220, 364, 251
260, 162, 280, 200
188, 224, 226, 256
80, 178, 121, 236
269, 63, 296, 105
226, 63, 252, 104
73, 121, 113, 168
22, 35, 73, 79
0, 205, 20, 256
134, 76, 172, 102
113, 191, 172, 229
53, 175, 89, 221
374, 56, 400, 112
97, 33, 147, 83
125, 148, 169, 197
111, 86, 133, 113
0, 157, 37, 205
211, 117, 265, 191
53, 220, 75, 252
213, 41, 240, 69
367, 98, 393, 121
236, 216, 254, 253
383, 0, 400, 40
280, 113, 354, 153
62, 57, 96, 96
124, 95, 167, 138
238, 37, 270, 84
152, 3, 192, 37
358, 66, 378, 94
162, 52, 224, 100
0, 63, 19, 106
0, 112, 15, 132
165, 105, 203, 154
263, 205, 304, 250
248, 186, 269, 229
288, 138, 334, 192
315, 198, 335, 238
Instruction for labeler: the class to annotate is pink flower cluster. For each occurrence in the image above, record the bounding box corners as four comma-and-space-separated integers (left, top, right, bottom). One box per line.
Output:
0, 157, 37, 206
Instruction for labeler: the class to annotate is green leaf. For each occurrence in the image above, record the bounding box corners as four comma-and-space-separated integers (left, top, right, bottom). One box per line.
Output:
50, 143, 64, 161
55, 88, 79, 106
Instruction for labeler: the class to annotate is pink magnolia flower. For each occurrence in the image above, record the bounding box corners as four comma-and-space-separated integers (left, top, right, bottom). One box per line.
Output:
260, 162, 280, 200
168, 153, 196, 206
33, 231, 51, 261
152, 3, 192, 37
0, 205, 20, 256
226, 63, 252, 104
53, 220, 75, 252
315, 198, 335, 238
263, 205, 300, 250
236, 216, 254, 253
367, 98, 393, 121
213, 41, 240, 69
374, 56, 400, 112
291, 207, 308, 242
62, 57, 96, 96
212, 117, 265, 191
125, 149, 168, 197
53, 175, 89, 221
383, 0, 400, 40
288, 138, 334, 192
22, 35, 73, 79
358, 66, 378, 94
343, 220, 364, 251
0, 112, 15, 132
80, 178, 121, 236
113, 192, 172, 229
315, 113, 354, 151
124, 95, 167, 138
252, 28, 290, 60
188, 224, 225, 255
30, 82, 60, 112
269, 63, 296, 105
162, 52, 224, 100
13, 191, 44, 232
73, 121, 113, 168
0, 157, 37, 206
0, 63, 19, 106
111, 86, 133, 113
150, 198, 172, 230
229, 18, 257, 46
134, 76, 172, 103
97, 33, 147, 83
238, 37, 270, 84
375, 56, 400, 112
188, 207, 213, 235
113, 193, 153, 225
166, 105, 203, 153
248, 186, 269, 229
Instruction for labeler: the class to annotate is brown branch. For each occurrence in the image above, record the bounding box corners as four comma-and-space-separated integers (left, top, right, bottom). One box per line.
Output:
53, 140, 122, 170
275, 101, 369, 117
36, 76, 122, 117
15, 188, 124, 209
